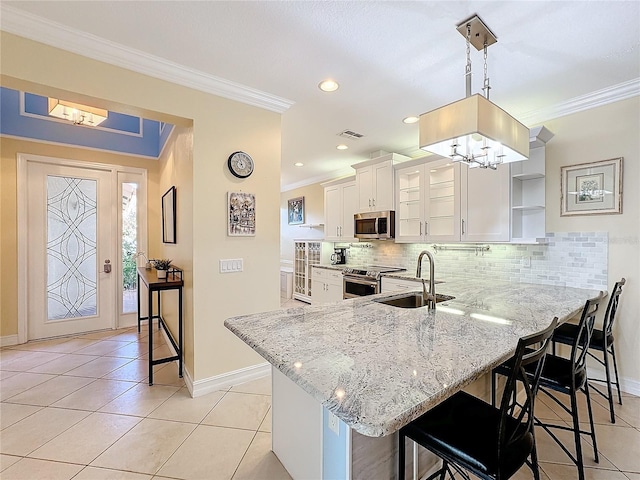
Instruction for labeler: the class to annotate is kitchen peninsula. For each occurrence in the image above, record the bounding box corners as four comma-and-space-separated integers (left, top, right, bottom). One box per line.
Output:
225, 281, 603, 479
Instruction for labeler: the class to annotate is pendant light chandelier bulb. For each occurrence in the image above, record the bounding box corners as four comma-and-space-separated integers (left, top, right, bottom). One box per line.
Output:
419, 14, 529, 169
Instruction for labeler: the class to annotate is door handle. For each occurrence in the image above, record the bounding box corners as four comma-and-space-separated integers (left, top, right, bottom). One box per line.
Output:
461, 219, 465, 235
425, 222, 429, 236
369, 199, 372, 207
103, 259, 112, 273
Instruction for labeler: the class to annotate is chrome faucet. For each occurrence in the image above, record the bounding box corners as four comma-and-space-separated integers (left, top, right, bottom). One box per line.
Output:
416, 250, 436, 310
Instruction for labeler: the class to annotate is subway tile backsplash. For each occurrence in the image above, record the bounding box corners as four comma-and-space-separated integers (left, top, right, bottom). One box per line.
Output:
343, 232, 608, 290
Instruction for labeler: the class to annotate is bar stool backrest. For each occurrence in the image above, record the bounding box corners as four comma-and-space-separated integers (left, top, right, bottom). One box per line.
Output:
572, 293, 605, 387
603, 279, 625, 338
498, 317, 557, 462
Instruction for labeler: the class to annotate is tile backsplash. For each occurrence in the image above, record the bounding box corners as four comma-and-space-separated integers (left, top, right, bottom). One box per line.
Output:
342, 232, 608, 290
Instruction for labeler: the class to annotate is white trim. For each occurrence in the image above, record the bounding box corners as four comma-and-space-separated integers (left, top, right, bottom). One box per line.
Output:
17, 153, 147, 342
1, 134, 159, 160
1, 335, 19, 347
518, 78, 640, 126
191, 362, 271, 398
17, 155, 28, 344
587, 366, 640, 397
0, 5, 294, 114
282, 167, 356, 193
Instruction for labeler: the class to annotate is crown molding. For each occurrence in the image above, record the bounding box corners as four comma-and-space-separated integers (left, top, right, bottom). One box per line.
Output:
281, 166, 356, 192
0, 5, 294, 114
518, 78, 640, 126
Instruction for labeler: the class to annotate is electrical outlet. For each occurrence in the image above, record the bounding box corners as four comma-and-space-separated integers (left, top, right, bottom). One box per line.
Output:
327, 411, 340, 435
522, 256, 531, 268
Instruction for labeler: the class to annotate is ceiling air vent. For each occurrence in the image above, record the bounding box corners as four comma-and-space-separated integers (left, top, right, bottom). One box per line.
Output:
337, 130, 364, 140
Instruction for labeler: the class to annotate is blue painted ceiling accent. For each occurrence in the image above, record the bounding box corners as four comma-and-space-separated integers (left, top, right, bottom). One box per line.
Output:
0, 87, 173, 158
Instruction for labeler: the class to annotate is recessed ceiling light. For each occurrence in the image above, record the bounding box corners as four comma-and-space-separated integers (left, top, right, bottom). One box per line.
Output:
403, 116, 420, 124
336, 144, 349, 150
319, 79, 339, 92
294, 162, 304, 167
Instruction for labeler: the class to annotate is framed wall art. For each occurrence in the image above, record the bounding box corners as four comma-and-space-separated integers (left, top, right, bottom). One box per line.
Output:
561, 157, 623, 216
228, 191, 256, 236
162, 186, 176, 243
287, 196, 305, 225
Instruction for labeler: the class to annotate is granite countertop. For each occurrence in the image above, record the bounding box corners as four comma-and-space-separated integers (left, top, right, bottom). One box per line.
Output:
225, 281, 603, 437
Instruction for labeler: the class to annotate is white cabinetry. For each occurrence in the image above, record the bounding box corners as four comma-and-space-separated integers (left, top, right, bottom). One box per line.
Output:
461, 163, 511, 242
311, 267, 344, 304
293, 240, 321, 303
395, 157, 461, 243
381, 276, 420, 293
354, 153, 409, 212
511, 126, 554, 242
323, 177, 357, 242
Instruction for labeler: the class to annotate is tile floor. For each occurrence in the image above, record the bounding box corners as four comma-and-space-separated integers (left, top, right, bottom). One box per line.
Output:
1, 299, 638, 480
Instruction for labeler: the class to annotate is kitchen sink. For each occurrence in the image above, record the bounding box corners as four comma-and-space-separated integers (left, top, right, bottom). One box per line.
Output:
374, 292, 455, 309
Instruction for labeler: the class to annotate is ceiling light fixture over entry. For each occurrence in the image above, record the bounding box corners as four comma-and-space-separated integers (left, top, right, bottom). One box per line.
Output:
419, 15, 529, 170
48, 98, 108, 126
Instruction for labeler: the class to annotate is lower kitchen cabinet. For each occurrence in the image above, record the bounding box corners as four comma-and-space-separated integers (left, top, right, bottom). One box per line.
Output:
311, 267, 343, 304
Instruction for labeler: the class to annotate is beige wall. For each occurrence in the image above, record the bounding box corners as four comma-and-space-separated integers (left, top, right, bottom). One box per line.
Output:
280, 184, 325, 263
0, 136, 160, 338
1, 32, 281, 382
541, 96, 639, 387
156, 125, 195, 372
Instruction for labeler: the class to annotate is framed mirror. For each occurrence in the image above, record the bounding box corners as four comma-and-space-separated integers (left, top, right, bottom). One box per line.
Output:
162, 186, 176, 243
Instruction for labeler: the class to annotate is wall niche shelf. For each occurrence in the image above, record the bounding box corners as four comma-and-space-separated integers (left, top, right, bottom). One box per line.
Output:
510, 126, 554, 242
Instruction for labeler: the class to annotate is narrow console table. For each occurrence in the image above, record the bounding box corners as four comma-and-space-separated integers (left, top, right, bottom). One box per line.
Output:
136, 266, 183, 385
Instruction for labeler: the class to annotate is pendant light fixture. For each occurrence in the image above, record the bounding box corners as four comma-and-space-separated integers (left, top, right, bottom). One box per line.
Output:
48, 98, 108, 126
419, 15, 529, 169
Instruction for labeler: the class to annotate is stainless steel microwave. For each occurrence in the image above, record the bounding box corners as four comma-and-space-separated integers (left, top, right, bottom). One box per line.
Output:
354, 211, 395, 240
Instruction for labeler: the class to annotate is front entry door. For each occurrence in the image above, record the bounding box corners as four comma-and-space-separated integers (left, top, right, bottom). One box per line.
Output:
26, 159, 115, 340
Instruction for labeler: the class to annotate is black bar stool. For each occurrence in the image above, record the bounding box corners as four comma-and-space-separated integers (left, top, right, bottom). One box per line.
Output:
552, 278, 625, 423
492, 292, 605, 480
399, 318, 557, 480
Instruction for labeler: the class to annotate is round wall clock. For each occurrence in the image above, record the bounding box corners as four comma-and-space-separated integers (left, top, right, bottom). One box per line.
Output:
227, 151, 254, 178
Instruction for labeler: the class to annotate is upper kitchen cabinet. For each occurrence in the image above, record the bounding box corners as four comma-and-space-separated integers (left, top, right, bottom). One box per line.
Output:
323, 176, 357, 242
354, 153, 409, 212
511, 126, 554, 243
395, 157, 461, 243
460, 163, 511, 242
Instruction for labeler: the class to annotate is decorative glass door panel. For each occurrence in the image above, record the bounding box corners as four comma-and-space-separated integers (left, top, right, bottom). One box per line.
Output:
46, 175, 98, 320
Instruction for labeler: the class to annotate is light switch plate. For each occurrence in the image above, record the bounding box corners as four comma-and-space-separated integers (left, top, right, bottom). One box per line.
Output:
219, 258, 243, 273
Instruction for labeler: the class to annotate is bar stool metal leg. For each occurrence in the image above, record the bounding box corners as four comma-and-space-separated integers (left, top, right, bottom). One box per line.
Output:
584, 382, 599, 462
611, 344, 623, 405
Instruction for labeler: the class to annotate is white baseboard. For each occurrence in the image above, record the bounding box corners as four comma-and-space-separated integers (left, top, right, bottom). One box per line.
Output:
587, 366, 640, 397
1, 335, 19, 347
191, 362, 271, 398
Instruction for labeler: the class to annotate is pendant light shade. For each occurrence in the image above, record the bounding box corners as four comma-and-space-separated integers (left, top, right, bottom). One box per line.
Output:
419, 94, 529, 168
48, 98, 108, 126
419, 15, 529, 170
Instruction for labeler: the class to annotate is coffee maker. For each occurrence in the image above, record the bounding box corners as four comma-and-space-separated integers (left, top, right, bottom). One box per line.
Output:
331, 247, 347, 265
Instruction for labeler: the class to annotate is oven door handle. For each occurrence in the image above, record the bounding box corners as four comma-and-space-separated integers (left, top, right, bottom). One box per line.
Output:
342, 275, 378, 287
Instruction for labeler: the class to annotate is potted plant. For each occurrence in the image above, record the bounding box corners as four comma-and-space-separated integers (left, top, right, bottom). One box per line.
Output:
151, 259, 172, 279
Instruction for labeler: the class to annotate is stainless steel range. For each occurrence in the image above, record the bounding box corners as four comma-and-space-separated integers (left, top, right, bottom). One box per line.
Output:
342, 265, 406, 299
